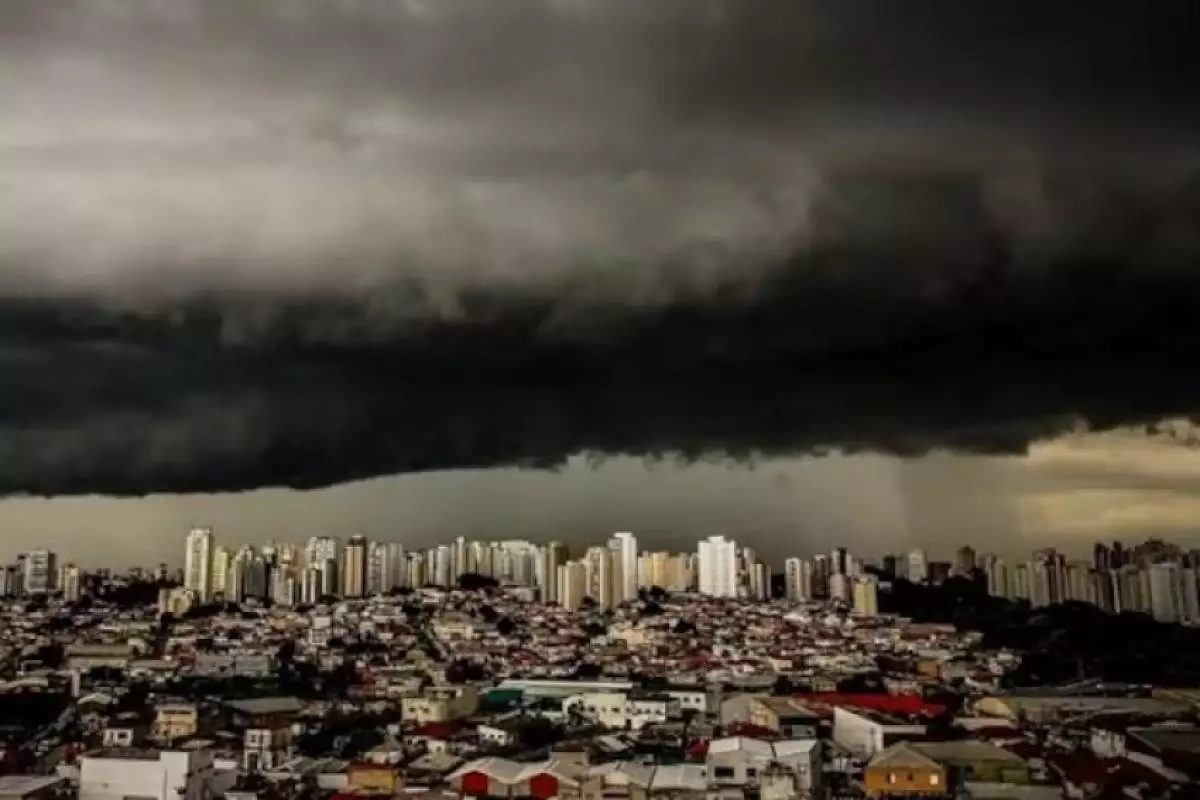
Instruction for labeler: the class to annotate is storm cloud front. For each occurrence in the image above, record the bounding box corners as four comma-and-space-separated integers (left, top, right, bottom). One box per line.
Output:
1, 0, 1200, 497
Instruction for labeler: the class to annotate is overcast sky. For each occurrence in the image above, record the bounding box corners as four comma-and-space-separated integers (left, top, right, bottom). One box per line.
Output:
1, 1, 1199, 564
4, 422, 1200, 568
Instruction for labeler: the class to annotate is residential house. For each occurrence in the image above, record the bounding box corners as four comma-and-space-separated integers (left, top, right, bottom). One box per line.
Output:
864, 742, 948, 798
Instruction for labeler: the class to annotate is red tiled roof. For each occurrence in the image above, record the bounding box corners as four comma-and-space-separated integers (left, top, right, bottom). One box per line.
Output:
415, 721, 460, 739
795, 692, 947, 717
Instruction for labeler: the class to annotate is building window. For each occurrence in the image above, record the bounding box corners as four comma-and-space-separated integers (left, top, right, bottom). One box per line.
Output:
930, 774, 940, 786
888, 773, 897, 784
714, 767, 735, 779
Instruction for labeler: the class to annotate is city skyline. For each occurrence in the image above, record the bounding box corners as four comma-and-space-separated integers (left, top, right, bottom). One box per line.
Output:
12, 525, 1200, 625
8, 422, 1200, 567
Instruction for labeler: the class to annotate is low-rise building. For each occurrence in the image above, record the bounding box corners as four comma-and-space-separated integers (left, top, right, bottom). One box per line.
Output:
79, 747, 222, 800
834, 706, 928, 759
748, 697, 821, 738
402, 685, 479, 725
864, 741, 948, 798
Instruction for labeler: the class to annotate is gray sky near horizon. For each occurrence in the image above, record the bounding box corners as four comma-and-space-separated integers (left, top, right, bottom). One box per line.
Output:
5, 423, 1200, 569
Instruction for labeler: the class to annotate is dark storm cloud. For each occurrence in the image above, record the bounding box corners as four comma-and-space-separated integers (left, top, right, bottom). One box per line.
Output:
1, 1, 1200, 495
0, 339, 1198, 496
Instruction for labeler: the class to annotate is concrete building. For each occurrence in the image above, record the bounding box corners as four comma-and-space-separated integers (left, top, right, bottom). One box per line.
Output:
747, 697, 821, 738
22, 550, 57, 596
342, 535, 369, 597
58, 564, 82, 602
79, 747, 220, 800
907, 549, 928, 583
707, 737, 821, 796
784, 558, 812, 602
854, 574, 880, 615
697, 536, 738, 598
609, 532, 639, 603
864, 742, 946, 798
183, 528, 214, 603
833, 707, 928, 759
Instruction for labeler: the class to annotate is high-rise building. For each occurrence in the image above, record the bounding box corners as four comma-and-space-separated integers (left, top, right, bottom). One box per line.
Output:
433, 544, 454, 587
184, 527, 214, 603
697, 536, 738, 598
558, 561, 588, 611
1148, 562, 1182, 623
811, 554, 831, 598
1180, 567, 1200, 624
271, 567, 298, 607
342, 536, 369, 597
982, 555, 1009, 598
59, 564, 82, 602
640, 552, 691, 593
469, 541, 492, 577
609, 532, 639, 603
749, 561, 769, 601
853, 574, 879, 615
406, 552, 425, 589
385, 542, 406, 590
22, 549, 57, 596
829, 573, 851, 603
784, 557, 812, 602
305, 536, 339, 566
584, 546, 621, 609
539, 542, 569, 603
906, 549, 927, 583
367, 541, 389, 596
954, 546, 977, 576
831, 548, 849, 576
211, 546, 231, 600
453, 537, 468, 581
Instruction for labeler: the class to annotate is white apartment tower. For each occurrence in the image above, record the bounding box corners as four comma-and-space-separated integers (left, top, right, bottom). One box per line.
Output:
853, 574, 880, 615
697, 536, 738, 598
784, 557, 812, 601
184, 527, 215, 603
906, 548, 927, 583
609, 532, 639, 603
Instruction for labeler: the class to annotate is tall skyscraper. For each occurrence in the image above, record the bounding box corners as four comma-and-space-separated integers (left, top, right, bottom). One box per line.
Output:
385, 542, 406, 590
811, 554, 831, 598
831, 547, 848, 576
305, 537, 340, 571
59, 564, 82, 602
211, 545, 231, 600
342, 536, 368, 597
954, 546, 977, 576
22, 549, 57, 595
829, 573, 851, 603
452, 536, 468, 581
584, 546, 621, 609
558, 561, 588, 611
906, 549, 927, 583
1148, 562, 1182, 623
697, 536, 738, 598
784, 557, 812, 602
539, 542, 569, 603
609, 532, 638, 603
853, 575, 879, 615
184, 527, 214, 603
367, 541, 388, 596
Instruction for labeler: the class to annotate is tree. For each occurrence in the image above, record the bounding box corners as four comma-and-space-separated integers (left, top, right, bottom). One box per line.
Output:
458, 573, 499, 591
516, 717, 563, 750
